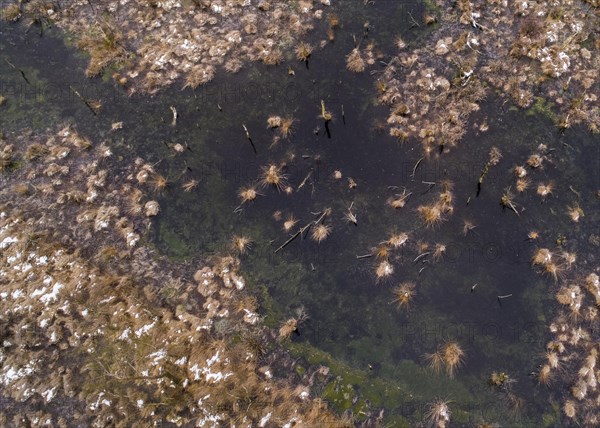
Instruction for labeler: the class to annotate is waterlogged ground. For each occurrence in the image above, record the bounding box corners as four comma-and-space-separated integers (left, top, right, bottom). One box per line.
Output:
1, 1, 599, 426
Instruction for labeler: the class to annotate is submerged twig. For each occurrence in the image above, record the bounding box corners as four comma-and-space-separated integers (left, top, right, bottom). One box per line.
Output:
413, 252, 430, 263
568, 185, 581, 198
69, 85, 97, 116
4, 58, 30, 85
274, 209, 331, 253
297, 170, 313, 191
407, 11, 420, 29
313, 209, 330, 225
356, 253, 373, 259
497, 294, 513, 306
242, 123, 257, 154
274, 223, 311, 253
411, 157, 424, 179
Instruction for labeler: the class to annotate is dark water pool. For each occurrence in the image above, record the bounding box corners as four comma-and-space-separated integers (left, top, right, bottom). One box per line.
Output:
2, 1, 598, 425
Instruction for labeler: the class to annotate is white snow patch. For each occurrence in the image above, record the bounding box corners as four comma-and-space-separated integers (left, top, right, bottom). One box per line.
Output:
11, 289, 24, 299
135, 321, 156, 338
259, 412, 272, 427
148, 349, 167, 365
0, 236, 18, 249
119, 327, 131, 341
41, 387, 57, 402
1, 364, 34, 386
39, 282, 64, 305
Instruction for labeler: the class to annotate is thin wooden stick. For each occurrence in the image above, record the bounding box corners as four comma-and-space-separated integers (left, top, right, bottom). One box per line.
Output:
413, 252, 430, 263
411, 157, 424, 179
356, 253, 373, 259
274, 209, 330, 253
242, 124, 257, 154
69, 85, 97, 116
297, 170, 313, 191
4, 58, 30, 85
274, 223, 311, 253
497, 293, 513, 306
170, 106, 177, 127
407, 11, 420, 29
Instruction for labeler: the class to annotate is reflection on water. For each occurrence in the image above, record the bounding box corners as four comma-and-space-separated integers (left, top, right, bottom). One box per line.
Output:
1, 1, 598, 425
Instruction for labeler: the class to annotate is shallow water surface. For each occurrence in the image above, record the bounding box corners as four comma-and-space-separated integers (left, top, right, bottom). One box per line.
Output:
1, 2, 599, 426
